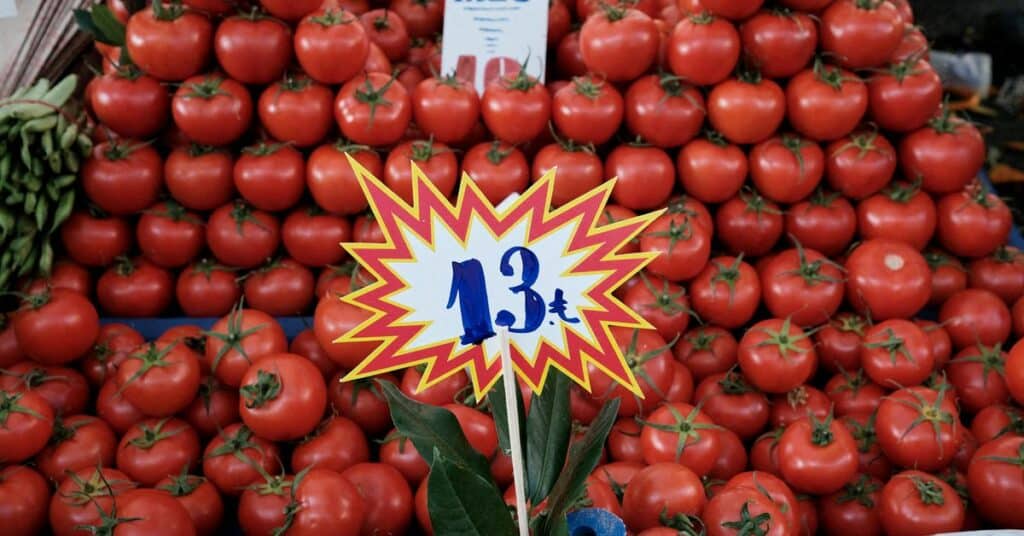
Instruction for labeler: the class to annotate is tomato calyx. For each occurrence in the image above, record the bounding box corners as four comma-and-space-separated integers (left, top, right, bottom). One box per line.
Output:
886, 385, 956, 457
647, 216, 694, 253
144, 199, 202, 225
833, 314, 865, 336
881, 178, 922, 204
926, 104, 966, 135
372, 12, 393, 31
191, 258, 234, 281
884, 55, 929, 83
836, 474, 879, 507
991, 245, 1022, 264
600, 2, 631, 22
709, 254, 746, 306
61, 468, 136, 507
735, 65, 765, 85
779, 134, 811, 177
116, 342, 179, 394
982, 442, 1024, 469
186, 143, 220, 158
0, 391, 45, 424
102, 139, 146, 161
235, 5, 274, 22
110, 256, 140, 277
718, 369, 755, 395
687, 10, 714, 25
685, 328, 719, 352
228, 200, 269, 234
703, 129, 729, 147
151, 0, 187, 22
241, 369, 283, 409
721, 501, 773, 536
844, 414, 879, 454
128, 418, 184, 450
909, 475, 946, 505
812, 58, 855, 91
47, 415, 88, 446
864, 328, 913, 365
205, 302, 268, 373
950, 343, 1006, 380
924, 250, 963, 272
196, 375, 220, 413
639, 272, 688, 316
242, 140, 291, 158
639, 403, 720, 462
994, 407, 1024, 439
739, 188, 782, 217
158, 466, 204, 497
355, 75, 399, 129
571, 75, 606, 100
331, 139, 376, 155
85, 498, 144, 536
484, 140, 514, 165
754, 317, 810, 359
853, 0, 886, 10
277, 74, 314, 94
620, 329, 676, 394
808, 187, 841, 208
808, 411, 837, 446
658, 508, 704, 536
205, 424, 265, 462
832, 367, 870, 396
2, 364, 68, 390
182, 75, 231, 100
501, 59, 540, 92
783, 239, 845, 286
656, 73, 702, 109
308, 8, 357, 26
831, 129, 891, 161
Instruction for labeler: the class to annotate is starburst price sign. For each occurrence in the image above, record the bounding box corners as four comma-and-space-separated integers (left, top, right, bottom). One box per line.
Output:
338, 155, 662, 398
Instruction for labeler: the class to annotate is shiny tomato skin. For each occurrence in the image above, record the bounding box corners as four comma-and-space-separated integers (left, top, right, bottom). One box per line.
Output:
622, 463, 706, 533
861, 319, 934, 388
125, 6, 212, 81
243, 258, 316, 316
461, 141, 529, 205
818, 475, 884, 536
343, 463, 414, 536
233, 143, 305, 212
206, 201, 280, 269
384, 140, 458, 202
413, 77, 480, 144
786, 64, 867, 142
115, 417, 201, 487
689, 256, 761, 329
640, 212, 711, 282
674, 326, 738, 382
707, 76, 785, 145
35, 415, 116, 483
239, 353, 327, 442
640, 402, 720, 474
295, 7, 369, 84
580, 8, 659, 82
825, 371, 885, 418
171, 75, 252, 147
202, 423, 281, 496
481, 74, 551, 144
380, 431, 429, 484
704, 486, 788, 536
968, 247, 1024, 304
307, 144, 377, 216
820, 0, 903, 70
622, 275, 691, 342
785, 191, 857, 258
740, 9, 816, 79
96, 378, 145, 435
694, 371, 770, 440
936, 187, 1013, 259
738, 318, 817, 394
947, 343, 1011, 414
607, 145, 675, 211
117, 341, 201, 417
939, 288, 1012, 349
214, 14, 292, 85
292, 416, 370, 473
96, 257, 174, 317
182, 376, 239, 439
845, 238, 931, 320
137, 201, 204, 268
825, 129, 897, 200
589, 328, 675, 417
258, 77, 334, 148
552, 76, 623, 145
13, 289, 99, 366
0, 465, 49, 535
715, 190, 784, 257
770, 386, 831, 429
282, 208, 351, 268
260, 0, 321, 20
336, 72, 412, 146
899, 116, 986, 194
878, 471, 965, 536
165, 146, 234, 211
667, 14, 740, 87
857, 180, 936, 250
868, 59, 943, 132
204, 308, 288, 388
677, 135, 747, 204
90, 72, 169, 138
60, 210, 133, 268
625, 75, 704, 148
749, 135, 824, 203
314, 295, 377, 370
967, 436, 1024, 527
176, 261, 240, 318
759, 245, 844, 326
82, 141, 163, 216
875, 386, 959, 471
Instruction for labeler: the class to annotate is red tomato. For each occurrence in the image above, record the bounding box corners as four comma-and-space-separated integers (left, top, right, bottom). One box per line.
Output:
841, 414, 893, 481
704, 485, 788, 536
49, 466, 136, 536
155, 473, 223, 536
580, 7, 659, 82
115, 417, 200, 486
770, 385, 831, 429
202, 423, 281, 495
125, 3, 212, 81
589, 328, 675, 417
380, 431, 429, 484
481, 71, 551, 144
667, 13, 740, 86
385, 139, 458, 202
258, 76, 333, 148
1016, 296, 1024, 341
34, 415, 115, 483
239, 353, 327, 441
760, 244, 844, 326
624, 74, 704, 148
556, 31, 588, 78
715, 190, 784, 257
740, 9, 816, 79
868, 59, 943, 132
818, 474, 884, 536
390, 0, 442, 37
876, 386, 959, 471
750, 134, 824, 203
171, 74, 252, 146
820, 0, 903, 70
939, 288, 1012, 349
164, 145, 234, 211
674, 326, 738, 382
622, 463, 706, 533
623, 275, 691, 342
13, 289, 98, 365
825, 370, 885, 418
857, 180, 936, 250
948, 343, 1011, 414
314, 294, 377, 369
295, 6, 368, 84
232, 143, 305, 212
214, 12, 291, 85
639, 402, 720, 474
360, 9, 409, 61
967, 435, 1024, 527
97, 257, 174, 317
329, 374, 394, 437
343, 463, 414, 536
845, 238, 931, 320
607, 145, 675, 211
879, 471, 965, 535
412, 76, 480, 144
182, 376, 239, 439
90, 71, 169, 138
260, 0, 320, 20
0, 390, 52, 462
204, 307, 288, 387
137, 201, 203, 268
708, 74, 785, 144
677, 132, 746, 204
738, 318, 817, 395
689, 255, 761, 329
695, 370, 769, 440
924, 250, 967, 306
82, 140, 163, 216
206, 201, 280, 269
826, 128, 897, 199
968, 246, 1024, 304
176, 260, 240, 317
282, 208, 351, 268
786, 61, 868, 141
936, 186, 1012, 259
461, 141, 529, 205
861, 319, 933, 388
0, 466, 48, 535
609, 418, 644, 463
307, 143, 377, 216
60, 210, 133, 267
243, 258, 316, 316
292, 416, 370, 473
785, 189, 857, 258
899, 109, 986, 194
96, 378, 145, 435
640, 212, 711, 282
336, 72, 412, 146
552, 76, 624, 145
117, 341, 201, 417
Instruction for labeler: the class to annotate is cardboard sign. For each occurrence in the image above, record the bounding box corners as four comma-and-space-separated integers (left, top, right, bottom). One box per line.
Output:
440, 0, 548, 93
337, 157, 661, 398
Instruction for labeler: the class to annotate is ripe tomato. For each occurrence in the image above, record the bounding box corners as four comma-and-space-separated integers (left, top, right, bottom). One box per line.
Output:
164, 145, 234, 211
258, 76, 334, 148
243, 258, 315, 316
260, 0, 320, 20
845, 238, 930, 320
556, 31, 587, 78
172, 74, 252, 146
202, 423, 281, 495
825, 370, 885, 417
35, 415, 117, 483
622, 463, 706, 533
307, 143, 377, 216
825, 129, 897, 200
967, 435, 1024, 527
155, 473, 223, 536
137, 201, 203, 268
939, 288, 1012, 349
899, 110, 986, 194
876, 386, 959, 471
96, 378, 145, 435
49, 466, 136, 536
391, 0, 443, 37
701, 0, 762, 19
412, 76, 480, 144
818, 475, 884, 536
861, 319, 934, 388
97, 257, 174, 317
968, 246, 1024, 304
176, 260, 240, 317
677, 132, 746, 204
740, 9, 816, 79
607, 145, 675, 211
115, 417, 200, 486
552, 76, 623, 145
640, 212, 711, 282
336, 72, 412, 146
80, 323, 143, 388
233, 142, 305, 212
82, 140, 163, 216
857, 180, 936, 250
760, 245, 843, 326
0, 465, 48, 535
292, 416, 370, 473
461, 141, 529, 205
879, 471, 965, 535
924, 250, 967, 306
947, 343, 1011, 413
674, 327, 738, 381
624, 74, 704, 148
117, 341, 201, 418
90, 488, 195, 536
842, 414, 893, 481
385, 139, 458, 202
20, 260, 91, 297
214, 11, 291, 85
722, 472, 800, 533
667, 13, 740, 86
820, 0, 903, 70
182, 376, 239, 439
13, 289, 98, 365
60, 210, 132, 267
639, 402, 719, 474
280, 208, 351, 268
708, 73, 785, 144
206, 201, 280, 269
868, 59, 943, 132
481, 71, 551, 144
750, 134, 824, 203
695, 371, 769, 440
1016, 296, 1024, 341
936, 186, 1012, 258
0, 390, 52, 462
716, 190, 784, 257
704, 486, 788, 536
739, 318, 817, 394
770, 385, 830, 429
380, 430, 429, 484
125, 3, 212, 81
204, 307, 288, 387
689, 256, 760, 329
294, 6, 368, 85
590, 328, 675, 417
785, 190, 857, 258
314, 293, 377, 369
342, 463, 414, 535
329, 374, 394, 436
90, 70, 169, 138
360, 8, 409, 61
787, 61, 867, 141
239, 353, 327, 441
623, 275, 691, 341
609, 418, 644, 463
580, 7, 659, 82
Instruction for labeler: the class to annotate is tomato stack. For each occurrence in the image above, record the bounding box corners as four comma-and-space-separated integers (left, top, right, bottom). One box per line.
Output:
2, 0, 1024, 534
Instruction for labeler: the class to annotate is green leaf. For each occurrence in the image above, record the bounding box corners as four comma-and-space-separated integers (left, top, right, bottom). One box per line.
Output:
75, 5, 125, 46
526, 370, 571, 505
427, 449, 517, 536
541, 398, 620, 536
489, 377, 527, 456
380, 381, 492, 477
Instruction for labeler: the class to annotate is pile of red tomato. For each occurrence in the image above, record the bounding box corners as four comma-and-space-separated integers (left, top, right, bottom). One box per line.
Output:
1, 0, 1023, 534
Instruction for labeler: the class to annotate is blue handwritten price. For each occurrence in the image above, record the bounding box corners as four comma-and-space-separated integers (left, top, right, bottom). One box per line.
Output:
447, 246, 580, 345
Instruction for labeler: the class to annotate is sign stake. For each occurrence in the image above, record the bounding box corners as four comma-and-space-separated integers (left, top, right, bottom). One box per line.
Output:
497, 325, 530, 536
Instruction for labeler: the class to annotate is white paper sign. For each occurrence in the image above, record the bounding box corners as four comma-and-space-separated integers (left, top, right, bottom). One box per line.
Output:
440, 0, 548, 93
0, 0, 17, 19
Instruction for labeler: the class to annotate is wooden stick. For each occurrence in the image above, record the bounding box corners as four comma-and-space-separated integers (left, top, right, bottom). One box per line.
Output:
497, 325, 530, 536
